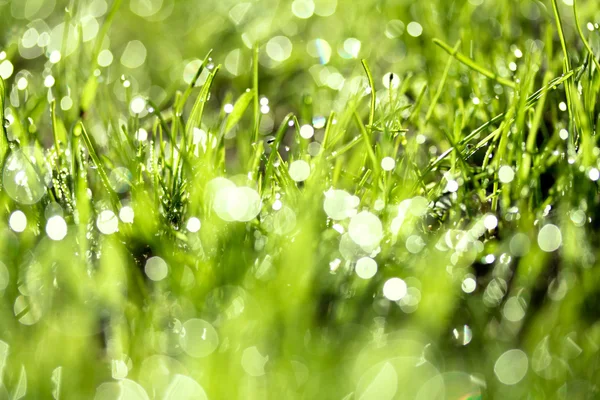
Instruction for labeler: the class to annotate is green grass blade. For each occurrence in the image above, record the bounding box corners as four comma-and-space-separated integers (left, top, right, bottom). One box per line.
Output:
573, 0, 600, 73
0, 77, 7, 162
361, 59, 376, 128
433, 38, 517, 88
185, 66, 221, 149
76, 122, 121, 210
252, 45, 260, 144
426, 40, 460, 123
224, 90, 254, 135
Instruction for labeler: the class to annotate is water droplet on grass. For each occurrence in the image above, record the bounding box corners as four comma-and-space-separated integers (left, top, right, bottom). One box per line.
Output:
119, 206, 135, 223
381, 156, 396, 171
509, 233, 530, 256
494, 349, 528, 385
44, 75, 55, 87
130, 96, 146, 114
111, 359, 128, 380
46, 215, 67, 241
498, 165, 515, 183
462, 276, 477, 293
292, 0, 315, 19
97, 210, 118, 234
407, 21, 423, 37
503, 297, 526, 322
266, 36, 293, 62
343, 38, 361, 58
164, 375, 208, 400
0, 60, 14, 79
289, 160, 311, 182
538, 224, 562, 252
385, 20, 405, 38
483, 214, 498, 230
383, 277, 407, 301
186, 217, 201, 233
409, 196, 429, 217
3, 147, 47, 205
382, 73, 400, 89
349, 211, 383, 248
299, 124, 314, 139
355, 257, 377, 279
49, 50, 61, 64
145, 257, 168, 281
179, 319, 219, 358
121, 40, 147, 69
324, 189, 358, 220
241, 346, 268, 377
14, 295, 42, 325
559, 129, 568, 140
97, 49, 113, 67
405, 235, 425, 254
452, 325, 473, 345
9, 210, 27, 232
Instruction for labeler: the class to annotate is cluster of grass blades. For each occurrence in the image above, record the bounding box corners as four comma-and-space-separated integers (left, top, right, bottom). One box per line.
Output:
0, 0, 600, 398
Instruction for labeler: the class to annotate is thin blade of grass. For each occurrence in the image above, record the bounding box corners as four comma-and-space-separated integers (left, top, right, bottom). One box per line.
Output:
0, 77, 7, 162
185, 65, 221, 149
433, 38, 517, 88
224, 90, 254, 135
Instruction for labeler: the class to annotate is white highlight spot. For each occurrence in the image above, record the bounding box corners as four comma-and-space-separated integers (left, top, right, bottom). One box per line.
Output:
241, 346, 268, 377
483, 214, 498, 230
119, 206, 135, 223
144, 256, 168, 281
291, 0, 315, 19
130, 96, 146, 114
498, 165, 515, 183
355, 257, 377, 279
537, 224, 562, 252
49, 50, 61, 64
383, 277, 407, 301
179, 319, 219, 358
9, 210, 27, 233
494, 349, 528, 385
135, 128, 148, 141
46, 215, 67, 241
462, 277, 477, 293
349, 211, 383, 248
266, 36, 293, 62
186, 217, 201, 233
0, 60, 14, 80
381, 157, 396, 171
299, 124, 314, 139
407, 21, 423, 37
289, 160, 311, 182
44, 75, 55, 88
97, 210, 119, 234
323, 189, 358, 220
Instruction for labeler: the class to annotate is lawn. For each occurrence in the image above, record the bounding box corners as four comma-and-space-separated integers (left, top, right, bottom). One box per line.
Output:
1, 0, 600, 398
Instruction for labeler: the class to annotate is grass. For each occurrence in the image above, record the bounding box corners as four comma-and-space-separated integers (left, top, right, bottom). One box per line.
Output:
1, 0, 600, 398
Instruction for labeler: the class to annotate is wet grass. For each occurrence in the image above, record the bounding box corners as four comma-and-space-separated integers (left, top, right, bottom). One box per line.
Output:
1, 0, 600, 398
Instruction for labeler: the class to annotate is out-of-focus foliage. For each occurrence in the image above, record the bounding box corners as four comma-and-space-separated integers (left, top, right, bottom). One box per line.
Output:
1, 0, 600, 398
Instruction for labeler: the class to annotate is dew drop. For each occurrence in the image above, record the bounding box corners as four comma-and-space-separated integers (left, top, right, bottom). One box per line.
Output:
383, 277, 407, 301
355, 257, 377, 279
145, 256, 168, 281
289, 160, 311, 182
179, 319, 219, 358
